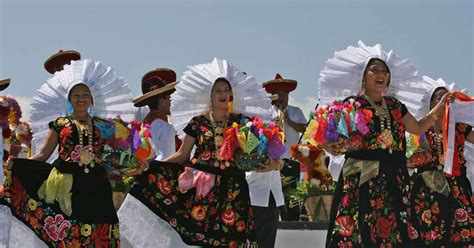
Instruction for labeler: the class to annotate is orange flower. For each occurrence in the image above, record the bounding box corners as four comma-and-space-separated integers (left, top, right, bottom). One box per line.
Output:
156, 178, 172, 195
191, 205, 207, 221
221, 208, 237, 226
407, 223, 418, 240
335, 215, 355, 237
460, 229, 470, 240
422, 210, 432, 224
430, 204, 440, 215
376, 217, 392, 239
236, 220, 246, 232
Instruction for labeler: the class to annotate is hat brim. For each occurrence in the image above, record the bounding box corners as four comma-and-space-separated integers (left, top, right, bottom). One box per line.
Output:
262, 79, 297, 93
44, 51, 81, 74
0, 78, 11, 91
133, 82, 178, 107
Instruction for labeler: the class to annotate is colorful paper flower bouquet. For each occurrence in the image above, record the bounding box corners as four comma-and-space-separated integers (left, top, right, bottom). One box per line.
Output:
219, 117, 286, 171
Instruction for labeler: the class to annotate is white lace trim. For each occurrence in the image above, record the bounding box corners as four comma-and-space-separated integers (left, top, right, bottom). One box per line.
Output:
118, 194, 197, 248
0, 205, 47, 248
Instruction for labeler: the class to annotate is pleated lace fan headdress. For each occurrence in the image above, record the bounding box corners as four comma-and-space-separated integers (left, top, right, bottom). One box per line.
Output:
170, 58, 272, 139
30, 59, 135, 154
317, 40, 423, 116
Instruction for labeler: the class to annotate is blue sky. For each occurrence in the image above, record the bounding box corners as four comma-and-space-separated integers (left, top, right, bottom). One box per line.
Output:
1, 0, 472, 120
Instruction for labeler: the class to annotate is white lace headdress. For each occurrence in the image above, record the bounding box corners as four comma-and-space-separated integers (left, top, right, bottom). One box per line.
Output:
318, 41, 424, 114
317, 41, 423, 180
170, 58, 272, 139
30, 59, 134, 154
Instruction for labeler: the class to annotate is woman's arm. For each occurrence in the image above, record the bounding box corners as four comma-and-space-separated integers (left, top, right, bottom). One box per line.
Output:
163, 135, 195, 164
404, 92, 449, 135
403, 112, 436, 136
29, 129, 58, 161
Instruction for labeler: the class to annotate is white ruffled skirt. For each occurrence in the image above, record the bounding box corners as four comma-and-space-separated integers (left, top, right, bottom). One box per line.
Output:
0, 205, 47, 248
118, 194, 198, 248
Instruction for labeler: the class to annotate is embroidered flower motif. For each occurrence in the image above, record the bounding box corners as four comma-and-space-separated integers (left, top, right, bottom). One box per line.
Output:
112, 224, 120, 239
407, 223, 418, 240
221, 208, 237, 226
28, 198, 38, 211
81, 224, 92, 237
195, 233, 205, 241
191, 205, 207, 221
422, 210, 432, 224
335, 215, 355, 237
200, 150, 212, 161
375, 217, 392, 239
70, 225, 81, 238
57, 118, 71, 127
454, 208, 468, 223
43, 214, 71, 241
236, 220, 246, 232
35, 208, 46, 220
156, 178, 172, 195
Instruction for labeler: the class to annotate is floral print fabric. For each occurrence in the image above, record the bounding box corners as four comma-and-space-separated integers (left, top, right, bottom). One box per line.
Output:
408, 124, 473, 247
326, 96, 414, 247
0, 116, 120, 247
129, 114, 258, 247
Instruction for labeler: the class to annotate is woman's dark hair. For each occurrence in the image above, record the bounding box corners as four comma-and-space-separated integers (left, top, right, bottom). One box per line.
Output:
430, 87, 448, 106
362, 58, 391, 87
212, 77, 233, 101
67, 83, 94, 105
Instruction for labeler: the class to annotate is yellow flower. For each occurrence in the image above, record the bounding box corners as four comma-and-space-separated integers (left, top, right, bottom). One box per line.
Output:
57, 118, 70, 127
81, 224, 92, 237
28, 199, 38, 211
112, 224, 120, 239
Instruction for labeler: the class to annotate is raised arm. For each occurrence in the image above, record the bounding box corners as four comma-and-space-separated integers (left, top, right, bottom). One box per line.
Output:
404, 92, 449, 135
29, 129, 58, 162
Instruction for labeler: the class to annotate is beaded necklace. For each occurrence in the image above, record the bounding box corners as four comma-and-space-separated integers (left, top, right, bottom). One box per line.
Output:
208, 111, 230, 169
432, 129, 445, 169
71, 116, 95, 173
364, 95, 394, 153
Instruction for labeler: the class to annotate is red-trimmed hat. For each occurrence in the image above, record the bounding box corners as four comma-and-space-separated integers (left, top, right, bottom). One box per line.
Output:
44, 50, 81, 74
262, 73, 297, 94
133, 68, 178, 107
0, 78, 10, 91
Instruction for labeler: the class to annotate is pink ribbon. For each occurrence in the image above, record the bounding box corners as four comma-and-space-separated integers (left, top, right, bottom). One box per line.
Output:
178, 167, 215, 197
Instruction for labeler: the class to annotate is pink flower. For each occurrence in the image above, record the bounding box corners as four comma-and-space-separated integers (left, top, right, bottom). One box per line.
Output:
454, 208, 468, 223
43, 214, 71, 241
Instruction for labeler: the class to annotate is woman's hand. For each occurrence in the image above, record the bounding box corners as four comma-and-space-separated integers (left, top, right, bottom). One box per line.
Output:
127, 160, 150, 176
255, 158, 283, 172
319, 138, 347, 156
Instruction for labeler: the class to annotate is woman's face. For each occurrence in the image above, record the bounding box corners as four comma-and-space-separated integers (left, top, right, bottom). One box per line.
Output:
363, 59, 390, 95
430, 88, 448, 110
69, 84, 93, 113
211, 80, 232, 110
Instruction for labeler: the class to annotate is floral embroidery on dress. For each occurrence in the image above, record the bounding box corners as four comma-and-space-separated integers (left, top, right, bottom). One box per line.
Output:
327, 96, 413, 247
132, 114, 258, 247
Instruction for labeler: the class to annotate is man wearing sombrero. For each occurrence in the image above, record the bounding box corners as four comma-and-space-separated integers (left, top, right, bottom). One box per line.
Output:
132, 68, 179, 160
264, 74, 307, 222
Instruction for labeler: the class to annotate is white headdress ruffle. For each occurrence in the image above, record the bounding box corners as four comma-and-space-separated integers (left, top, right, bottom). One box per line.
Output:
171, 58, 272, 139
30, 59, 134, 154
318, 40, 421, 107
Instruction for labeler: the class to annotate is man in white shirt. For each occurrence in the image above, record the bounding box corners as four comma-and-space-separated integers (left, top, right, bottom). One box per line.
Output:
132, 68, 180, 160
267, 74, 307, 222
246, 73, 306, 247
0, 78, 10, 186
